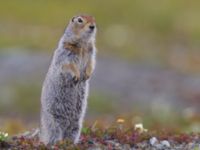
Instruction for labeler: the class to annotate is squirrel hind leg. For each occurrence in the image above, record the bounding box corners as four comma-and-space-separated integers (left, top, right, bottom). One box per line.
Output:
40, 123, 62, 145
61, 125, 80, 143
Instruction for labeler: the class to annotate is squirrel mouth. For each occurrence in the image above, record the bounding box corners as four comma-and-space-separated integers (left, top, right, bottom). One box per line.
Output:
88, 28, 95, 34
88, 30, 94, 34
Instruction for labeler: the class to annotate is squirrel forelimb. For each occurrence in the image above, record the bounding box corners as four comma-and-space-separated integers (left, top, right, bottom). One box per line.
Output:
63, 42, 81, 55
62, 59, 94, 82
62, 63, 80, 82
84, 58, 94, 80
63, 41, 95, 81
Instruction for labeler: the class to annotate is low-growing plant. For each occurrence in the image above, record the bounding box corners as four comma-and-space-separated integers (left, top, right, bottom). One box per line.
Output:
0, 132, 8, 142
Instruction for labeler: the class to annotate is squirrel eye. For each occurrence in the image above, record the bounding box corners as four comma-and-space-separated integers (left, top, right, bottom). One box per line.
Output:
77, 18, 83, 23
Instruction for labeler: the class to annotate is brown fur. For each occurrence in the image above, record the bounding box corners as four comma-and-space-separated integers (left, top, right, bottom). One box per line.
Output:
80, 15, 95, 24
62, 63, 80, 80
63, 42, 93, 57
63, 42, 82, 55
63, 42, 94, 80
85, 59, 93, 80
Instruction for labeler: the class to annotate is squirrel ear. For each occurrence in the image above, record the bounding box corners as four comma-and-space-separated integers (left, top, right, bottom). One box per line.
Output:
71, 17, 76, 22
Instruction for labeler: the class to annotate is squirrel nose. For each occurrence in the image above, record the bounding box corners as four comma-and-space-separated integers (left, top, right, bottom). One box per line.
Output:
89, 25, 95, 30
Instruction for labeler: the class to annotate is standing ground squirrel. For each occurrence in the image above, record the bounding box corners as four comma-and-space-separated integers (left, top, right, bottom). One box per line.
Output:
40, 14, 97, 145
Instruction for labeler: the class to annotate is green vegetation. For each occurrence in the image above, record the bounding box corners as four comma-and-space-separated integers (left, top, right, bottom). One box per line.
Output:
88, 92, 118, 114
0, 83, 41, 116
0, 132, 8, 142
1, 0, 200, 64
0, 2, 200, 148
0, 123, 200, 149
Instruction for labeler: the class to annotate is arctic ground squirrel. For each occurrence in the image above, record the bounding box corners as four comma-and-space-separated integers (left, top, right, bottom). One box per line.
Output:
40, 14, 97, 145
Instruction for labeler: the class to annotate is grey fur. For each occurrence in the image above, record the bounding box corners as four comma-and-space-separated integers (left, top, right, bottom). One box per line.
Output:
40, 16, 96, 145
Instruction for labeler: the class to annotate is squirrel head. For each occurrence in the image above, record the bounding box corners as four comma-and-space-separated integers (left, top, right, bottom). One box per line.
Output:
64, 15, 96, 44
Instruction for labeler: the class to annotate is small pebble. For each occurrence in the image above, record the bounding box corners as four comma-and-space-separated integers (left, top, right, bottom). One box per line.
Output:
187, 142, 194, 149
149, 137, 158, 146
106, 140, 120, 147
161, 140, 170, 147
155, 143, 163, 149
88, 140, 94, 145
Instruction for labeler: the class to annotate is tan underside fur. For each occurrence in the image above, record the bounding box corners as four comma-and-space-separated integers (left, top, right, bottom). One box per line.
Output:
62, 63, 80, 80
63, 42, 94, 79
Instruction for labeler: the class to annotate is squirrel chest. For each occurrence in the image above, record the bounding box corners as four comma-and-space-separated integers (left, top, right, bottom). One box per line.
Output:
64, 42, 92, 70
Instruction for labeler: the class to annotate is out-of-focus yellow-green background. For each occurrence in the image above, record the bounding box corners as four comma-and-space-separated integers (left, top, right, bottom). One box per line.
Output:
0, 0, 200, 135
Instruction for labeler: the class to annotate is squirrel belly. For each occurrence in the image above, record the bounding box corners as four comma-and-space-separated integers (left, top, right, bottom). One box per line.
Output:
40, 15, 96, 145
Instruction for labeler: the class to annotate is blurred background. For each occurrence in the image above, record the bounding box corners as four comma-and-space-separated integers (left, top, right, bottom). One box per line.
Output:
0, 0, 200, 135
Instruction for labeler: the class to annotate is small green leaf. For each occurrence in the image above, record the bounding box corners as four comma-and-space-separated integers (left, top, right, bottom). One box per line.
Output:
0, 132, 9, 142
81, 127, 89, 134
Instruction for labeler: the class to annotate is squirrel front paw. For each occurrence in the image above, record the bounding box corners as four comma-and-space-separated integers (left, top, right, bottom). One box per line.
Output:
82, 59, 94, 81
71, 73, 80, 84
82, 69, 92, 81
62, 63, 80, 83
